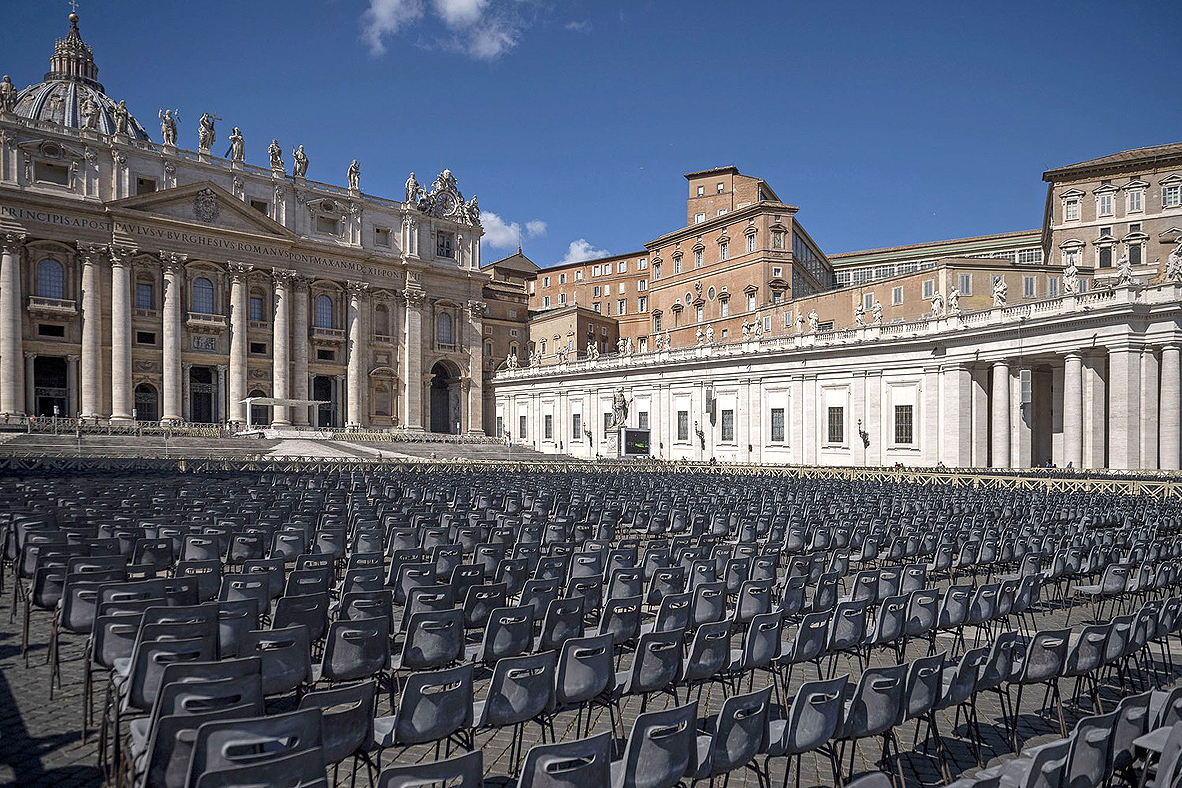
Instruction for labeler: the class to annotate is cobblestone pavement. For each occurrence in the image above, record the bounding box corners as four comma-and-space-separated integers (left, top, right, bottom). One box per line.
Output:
0, 565, 1175, 787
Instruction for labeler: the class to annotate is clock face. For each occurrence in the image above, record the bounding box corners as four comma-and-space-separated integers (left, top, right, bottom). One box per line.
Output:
437, 192, 457, 216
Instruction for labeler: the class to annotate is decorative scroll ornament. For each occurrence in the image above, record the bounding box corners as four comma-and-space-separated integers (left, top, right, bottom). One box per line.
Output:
416, 169, 481, 227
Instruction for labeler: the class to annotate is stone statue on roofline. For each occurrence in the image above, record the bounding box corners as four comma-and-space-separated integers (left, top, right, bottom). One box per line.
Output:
113, 100, 130, 135
854, 301, 866, 327
663, 328, 671, 349
1167, 241, 1182, 284
506, 351, 518, 370
1063, 260, 1079, 294
292, 145, 309, 178
158, 109, 178, 146
197, 111, 217, 152
405, 172, 421, 204
347, 159, 361, 191
930, 290, 944, 318
80, 93, 99, 130
695, 328, 704, 346
1116, 255, 1133, 286
741, 321, 750, 341
0, 76, 16, 114
807, 310, 819, 333
948, 287, 960, 315
992, 276, 1008, 307
706, 325, 714, 344
227, 126, 244, 162
268, 139, 283, 171
871, 300, 883, 324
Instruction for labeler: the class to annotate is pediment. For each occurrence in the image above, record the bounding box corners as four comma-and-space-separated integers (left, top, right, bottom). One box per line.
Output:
106, 181, 298, 239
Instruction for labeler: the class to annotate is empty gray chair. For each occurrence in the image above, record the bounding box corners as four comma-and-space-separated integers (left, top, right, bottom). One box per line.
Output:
1008, 627, 1071, 749
390, 607, 463, 673
473, 650, 556, 773
764, 674, 847, 788
536, 596, 586, 652
692, 684, 772, 784
373, 663, 474, 760
599, 595, 641, 652
467, 604, 534, 666
1064, 710, 1117, 788
778, 610, 830, 686
678, 620, 731, 705
298, 680, 376, 785
518, 731, 612, 788
194, 748, 328, 788
610, 700, 698, 788
186, 707, 323, 788
552, 633, 616, 737
376, 750, 483, 788
834, 663, 908, 788
612, 629, 683, 714
238, 624, 313, 696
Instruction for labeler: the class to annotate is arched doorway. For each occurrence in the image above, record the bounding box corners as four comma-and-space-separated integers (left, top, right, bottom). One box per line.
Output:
249, 389, 268, 427
429, 362, 460, 434
32, 356, 68, 417
134, 383, 158, 421
313, 375, 338, 428
189, 366, 216, 423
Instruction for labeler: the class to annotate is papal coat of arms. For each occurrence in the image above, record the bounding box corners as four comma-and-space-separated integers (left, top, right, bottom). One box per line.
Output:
194, 187, 219, 223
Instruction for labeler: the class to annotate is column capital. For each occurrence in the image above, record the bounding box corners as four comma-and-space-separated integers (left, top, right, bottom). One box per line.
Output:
66, 354, 80, 363
292, 273, 312, 290
404, 286, 426, 309
76, 242, 107, 262
271, 267, 297, 285
23, 350, 35, 360
1063, 350, 1083, 360
227, 261, 253, 281
108, 244, 136, 267
346, 280, 370, 299
216, 364, 228, 374
159, 250, 188, 272
466, 299, 484, 321
2, 232, 26, 254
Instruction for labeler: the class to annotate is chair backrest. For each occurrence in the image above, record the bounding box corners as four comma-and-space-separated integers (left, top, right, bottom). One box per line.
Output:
187, 707, 323, 785
615, 701, 697, 788
476, 650, 556, 728
1065, 710, 1117, 788
1020, 628, 1070, 683
321, 616, 390, 683
705, 685, 772, 778
786, 611, 830, 664
1111, 690, 1152, 774
737, 611, 782, 670
555, 633, 615, 707
239, 624, 312, 696
517, 731, 612, 788
141, 703, 259, 788
690, 582, 726, 627
623, 630, 682, 696
123, 625, 219, 713
539, 596, 586, 652
652, 592, 692, 633
376, 750, 483, 788
390, 663, 474, 746
194, 747, 328, 788
298, 680, 376, 766
475, 604, 534, 665
904, 652, 945, 719
905, 588, 940, 638
398, 608, 463, 669
840, 663, 907, 740
783, 674, 848, 754
683, 620, 731, 683
1066, 622, 1110, 676
829, 600, 869, 651
599, 595, 641, 646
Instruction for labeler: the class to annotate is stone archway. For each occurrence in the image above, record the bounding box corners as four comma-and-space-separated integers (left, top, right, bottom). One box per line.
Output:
429, 361, 461, 434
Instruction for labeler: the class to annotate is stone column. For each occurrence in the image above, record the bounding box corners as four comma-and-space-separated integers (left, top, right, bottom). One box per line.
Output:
465, 300, 484, 434
941, 365, 972, 467
291, 276, 310, 426
24, 352, 35, 415
1063, 352, 1083, 470
271, 268, 294, 426
109, 246, 134, 423
401, 285, 425, 429
0, 233, 25, 416
990, 359, 1011, 468
1161, 345, 1181, 471
1108, 344, 1141, 470
1081, 356, 1107, 469
334, 374, 346, 428
970, 367, 989, 468
345, 280, 368, 428
160, 252, 187, 423
923, 366, 940, 466
227, 262, 251, 425
1140, 347, 1160, 470
78, 244, 103, 419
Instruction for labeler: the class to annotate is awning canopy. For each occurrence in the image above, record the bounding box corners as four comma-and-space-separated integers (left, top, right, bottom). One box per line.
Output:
240, 397, 329, 406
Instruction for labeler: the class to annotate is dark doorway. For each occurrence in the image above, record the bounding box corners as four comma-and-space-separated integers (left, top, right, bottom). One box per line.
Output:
249, 389, 268, 427
429, 362, 459, 434
313, 376, 337, 428
33, 356, 68, 417
189, 366, 215, 423
134, 383, 158, 421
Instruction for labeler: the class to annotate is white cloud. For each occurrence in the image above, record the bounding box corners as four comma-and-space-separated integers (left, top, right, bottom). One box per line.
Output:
482, 213, 547, 249
363, 0, 530, 60
565, 20, 591, 32
559, 238, 609, 265
362, 0, 425, 55
433, 0, 488, 27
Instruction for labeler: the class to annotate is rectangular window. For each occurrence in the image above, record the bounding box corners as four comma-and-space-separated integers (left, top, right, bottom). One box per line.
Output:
558, 273, 566, 285
1079, 278, 1088, 293
1128, 190, 1144, 213
697, 185, 705, 197
864, 293, 874, 310
695, 304, 703, 322
135, 177, 157, 195
892, 286, 903, 305
249, 341, 267, 355
894, 404, 913, 445
1098, 193, 1114, 217
618, 282, 626, 294
618, 299, 627, 315
720, 409, 734, 442
250, 199, 269, 214
496, 415, 504, 438
638, 259, 648, 270
770, 408, 785, 443
637, 280, 647, 291
653, 313, 662, 331
34, 161, 69, 185
1100, 226, 1112, 238
373, 226, 391, 247
519, 415, 527, 438
316, 349, 335, 361
763, 316, 771, 332
574, 270, 583, 281
593, 303, 600, 313
694, 250, 703, 267
592, 286, 600, 298
617, 261, 627, 273
958, 273, 972, 295
653, 263, 662, 279
677, 410, 689, 442
135, 283, 154, 310
637, 296, 647, 312
720, 299, 729, 317
923, 280, 934, 299
1129, 222, 1141, 233
1099, 247, 1112, 268
558, 293, 567, 305
542, 295, 551, 308
719, 242, 729, 261
1023, 276, 1036, 298
572, 413, 581, 438
747, 235, 756, 254
1048, 277, 1059, 297
38, 323, 65, 337
694, 213, 706, 224
543, 276, 551, 288
1130, 242, 1142, 266
827, 406, 844, 444
717, 182, 725, 194
543, 414, 553, 440
592, 266, 600, 277
638, 411, 649, 430
134, 330, 155, 344
1018, 248, 1043, 264
1164, 184, 1181, 208
249, 296, 264, 322
603, 412, 612, 436
1064, 198, 1080, 221
772, 231, 784, 249
435, 230, 454, 257
746, 293, 756, 311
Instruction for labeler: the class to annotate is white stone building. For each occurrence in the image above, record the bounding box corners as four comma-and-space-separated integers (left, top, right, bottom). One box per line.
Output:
0, 13, 487, 432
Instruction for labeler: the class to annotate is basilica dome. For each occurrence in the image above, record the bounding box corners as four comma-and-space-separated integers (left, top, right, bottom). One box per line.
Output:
11, 13, 150, 141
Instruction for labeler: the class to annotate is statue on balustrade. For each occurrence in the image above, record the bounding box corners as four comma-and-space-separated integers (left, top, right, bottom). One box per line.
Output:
1063, 260, 1079, 294
113, 100, 130, 135
347, 160, 361, 191
227, 127, 245, 162
695, 328, 704, 346
947, 287, 960, 315
292, 145, 309, 178
158, 109, 178, 146
929, 290, 944, 318
1116, 255, 1133, 286
80, 94, 99, 130
871, 300, 883, 324
0, 76, 16, 114
197, 112, 218, 152
854, 301, 866, 327
991, 276, 1008, 307
609, 389, 628, 429
741, 321, 750, 341
506, 351, 518, 370
405, 172, 421, 204
269, 139, 284, 171
807, 310, 819, 333
1167, 241, 1182, 283
706, 325, 714, 344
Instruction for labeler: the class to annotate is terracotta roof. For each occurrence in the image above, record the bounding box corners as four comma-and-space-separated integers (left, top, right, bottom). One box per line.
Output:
1043, 141, 1182, 180
684, 166, 739, 179
830, 229, 1040, 260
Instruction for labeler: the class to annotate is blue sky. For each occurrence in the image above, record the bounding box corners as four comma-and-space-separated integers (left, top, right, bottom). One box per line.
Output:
5, 1, 1182, 267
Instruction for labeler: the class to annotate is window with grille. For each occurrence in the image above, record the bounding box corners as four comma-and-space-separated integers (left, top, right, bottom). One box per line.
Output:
135, 281, 154, 310
638, 411, 649, 430
36, 259, 65, 299
249, 295, 264, 322
677, 411, 689, 441
894, 404, 913, 444
721, 409, 734, 442
827, 406, 844, 444
315, 295, 333, 328
770, 408, 785, 442
544, 414, 553, 440
519, 415, 526, 438
191, 277, 215, 313
572, 413, 581, 437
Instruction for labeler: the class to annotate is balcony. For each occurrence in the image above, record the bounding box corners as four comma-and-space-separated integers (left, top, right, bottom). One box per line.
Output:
27, 296, 77, 316
186, 312, 227, 330
312, 326, 345, 343
436, 342, 458, 353
134, 307, 159, 320
249, 319, 269, 330
374, 333, 394, 345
